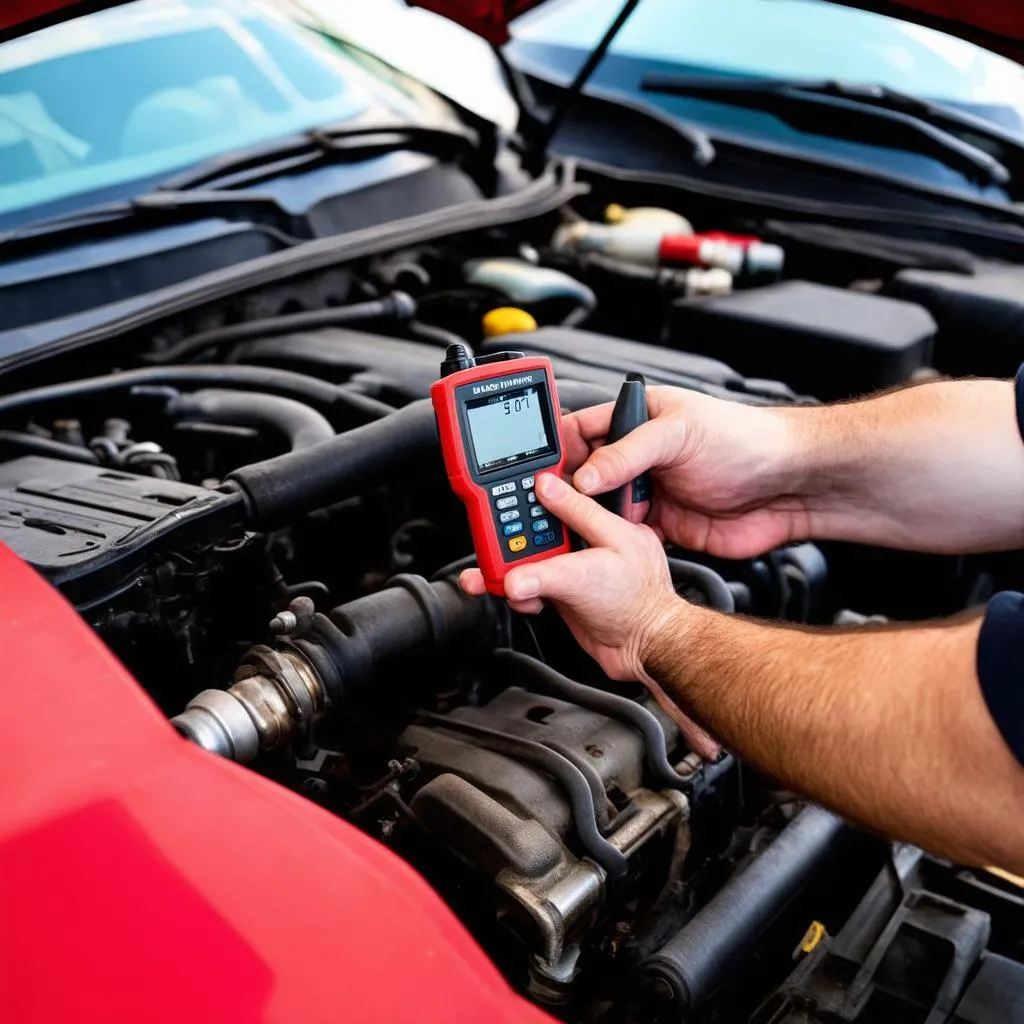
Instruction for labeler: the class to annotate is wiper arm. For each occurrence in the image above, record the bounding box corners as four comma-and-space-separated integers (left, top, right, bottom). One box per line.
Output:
159, 121, 478, 191
0, 121, 480, 256
0, 190, 300, 255
641, 74, 1011, 188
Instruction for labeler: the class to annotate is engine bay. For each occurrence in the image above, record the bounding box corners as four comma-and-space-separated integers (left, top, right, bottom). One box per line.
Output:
3, 175, 1024, 1023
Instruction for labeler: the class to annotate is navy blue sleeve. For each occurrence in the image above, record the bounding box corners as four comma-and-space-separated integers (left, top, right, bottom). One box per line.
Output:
978, 592, 1024, 765
975, 366, 1024, 765
1016, 364, 1024, 441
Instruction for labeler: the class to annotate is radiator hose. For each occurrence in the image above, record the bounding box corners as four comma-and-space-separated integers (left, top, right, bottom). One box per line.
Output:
641, 805, 851, 1016
225, 381, 614, 528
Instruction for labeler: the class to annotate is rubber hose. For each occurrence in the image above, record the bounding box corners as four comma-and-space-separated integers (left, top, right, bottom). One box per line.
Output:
226, 399, 436, 529
668, 558, 736, 613
227, 380, 616, 528
0, 430, 99, 464
168, 389, 335, 451
492, 650, 691, 791
642, 806, 850, 1014
148, 292, 416, 363
416, 710, 628, 879
0, 366, 384, 429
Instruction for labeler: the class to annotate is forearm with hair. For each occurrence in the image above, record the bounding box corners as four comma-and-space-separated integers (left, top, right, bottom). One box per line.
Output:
781, 378, 1024, 553
644, 604, 1024, 871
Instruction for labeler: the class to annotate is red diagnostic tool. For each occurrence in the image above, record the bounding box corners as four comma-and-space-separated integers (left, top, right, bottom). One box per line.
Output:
431, 344, 571, 596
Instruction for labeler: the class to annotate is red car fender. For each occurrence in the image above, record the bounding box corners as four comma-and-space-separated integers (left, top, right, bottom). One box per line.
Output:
0, 543, 552, 1024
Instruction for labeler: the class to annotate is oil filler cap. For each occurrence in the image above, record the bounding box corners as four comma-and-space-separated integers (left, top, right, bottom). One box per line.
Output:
482, 307, 538, 339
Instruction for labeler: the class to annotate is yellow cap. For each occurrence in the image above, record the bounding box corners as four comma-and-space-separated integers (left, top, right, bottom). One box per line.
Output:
798, 920, 827, 955
482, 307, 538, 339
605, 203, 627, 224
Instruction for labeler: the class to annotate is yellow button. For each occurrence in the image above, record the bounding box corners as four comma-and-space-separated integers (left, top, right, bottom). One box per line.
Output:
508, 535, 527, 553
483, 307, 538, 339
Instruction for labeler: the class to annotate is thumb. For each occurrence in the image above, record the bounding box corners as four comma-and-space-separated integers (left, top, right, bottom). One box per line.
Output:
573, 418, 678, 496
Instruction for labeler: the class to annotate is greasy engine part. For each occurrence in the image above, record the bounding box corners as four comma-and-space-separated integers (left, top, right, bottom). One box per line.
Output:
404, 695, 689, 991
172, 574, 504, 759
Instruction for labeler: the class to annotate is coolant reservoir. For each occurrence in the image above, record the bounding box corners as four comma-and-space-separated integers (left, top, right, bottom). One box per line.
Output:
605, 204, 693, 236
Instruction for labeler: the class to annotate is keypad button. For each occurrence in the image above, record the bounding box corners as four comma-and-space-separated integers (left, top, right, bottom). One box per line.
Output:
526, 490, 536, 504
499, 510, 520, 524
503, 522, 524, 536
533, 530, 556, 546
531, 518, 550, 532
530, 505, 545, 518
491, 481, 516, 497
495, 495, 519, 510
508, 535, 527, 553
521, 476, 535, 490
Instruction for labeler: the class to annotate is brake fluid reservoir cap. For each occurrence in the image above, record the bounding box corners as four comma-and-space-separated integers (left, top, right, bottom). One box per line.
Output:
482, 307, 538, 338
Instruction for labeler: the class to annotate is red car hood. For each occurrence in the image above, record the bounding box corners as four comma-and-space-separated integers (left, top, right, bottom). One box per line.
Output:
4, 0, 1024, 62
412, 0, 1024, 58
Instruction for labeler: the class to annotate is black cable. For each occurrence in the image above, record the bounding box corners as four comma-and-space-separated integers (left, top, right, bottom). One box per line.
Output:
145, 292, 416, 364
667, 557, 736, 613
0, 366, 384, 430
415, 710, 628, 878
493, 649, 694, 791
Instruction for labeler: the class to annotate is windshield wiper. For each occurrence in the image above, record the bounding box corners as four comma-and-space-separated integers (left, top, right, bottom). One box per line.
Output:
0, 122, 479, 255
0, 190, 301, 255
158, 121, 478, 191
641, 74, 1012, 188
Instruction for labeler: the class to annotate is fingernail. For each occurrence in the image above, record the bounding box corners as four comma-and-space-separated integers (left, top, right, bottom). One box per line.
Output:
508, 574, 541, 600
537, 473, 566, 499
574, 466, 597, 493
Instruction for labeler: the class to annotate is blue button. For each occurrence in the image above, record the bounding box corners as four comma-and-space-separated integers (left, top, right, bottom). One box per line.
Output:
531, 518, 550, 532
503, 522, 524, 536
533, 530, 556, 546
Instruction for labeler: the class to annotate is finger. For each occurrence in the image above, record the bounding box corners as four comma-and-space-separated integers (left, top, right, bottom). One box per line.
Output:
560, 414, 596, 475
535, 473, 634, 549
565, 402, 614, 443
509, 598, 544, 615
574, 418, 679, 496
503, 546, 606, 604
458, 568, 487, 596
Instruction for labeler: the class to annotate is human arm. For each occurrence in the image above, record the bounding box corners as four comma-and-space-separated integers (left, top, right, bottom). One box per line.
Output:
461, 473, 1024, 872
644, 604, 1024, 873
565, 373, 1024, 557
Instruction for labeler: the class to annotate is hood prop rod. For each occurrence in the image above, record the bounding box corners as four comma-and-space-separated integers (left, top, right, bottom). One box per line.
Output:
534, 0, 642, 154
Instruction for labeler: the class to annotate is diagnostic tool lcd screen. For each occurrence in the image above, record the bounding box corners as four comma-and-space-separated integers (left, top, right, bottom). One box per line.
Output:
466, 386, 554, 473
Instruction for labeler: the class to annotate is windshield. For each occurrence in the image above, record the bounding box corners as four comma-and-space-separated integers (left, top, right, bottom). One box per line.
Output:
510, 0, 1024, 193
0, 0, 431, 223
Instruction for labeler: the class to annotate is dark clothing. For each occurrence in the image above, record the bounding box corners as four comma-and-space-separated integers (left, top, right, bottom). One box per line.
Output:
975, 365, 1024, 764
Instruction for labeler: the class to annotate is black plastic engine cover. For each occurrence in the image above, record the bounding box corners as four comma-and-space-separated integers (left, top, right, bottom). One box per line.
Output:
669, 281, 936, 401
889, 267, 1024, 378
480, 326, 805, 405
0, 457, 238, 601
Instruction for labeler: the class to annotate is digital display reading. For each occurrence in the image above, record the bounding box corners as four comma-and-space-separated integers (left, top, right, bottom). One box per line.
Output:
466, 386, 553, 473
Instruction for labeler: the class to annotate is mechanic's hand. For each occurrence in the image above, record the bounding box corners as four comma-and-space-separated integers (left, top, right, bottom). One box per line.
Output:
460, 473, 721, 759
564, 387, 809, 559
